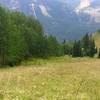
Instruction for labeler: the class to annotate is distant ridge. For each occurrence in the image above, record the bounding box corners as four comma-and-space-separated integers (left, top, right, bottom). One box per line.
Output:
0, 0, 100, 40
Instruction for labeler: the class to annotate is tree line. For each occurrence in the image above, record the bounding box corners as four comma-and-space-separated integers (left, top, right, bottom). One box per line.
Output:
0, 6, 99, 66
0, 6, 63, 66
63, 34, 98, 57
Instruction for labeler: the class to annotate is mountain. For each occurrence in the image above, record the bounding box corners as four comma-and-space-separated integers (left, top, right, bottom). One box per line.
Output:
0, 0, 100, 40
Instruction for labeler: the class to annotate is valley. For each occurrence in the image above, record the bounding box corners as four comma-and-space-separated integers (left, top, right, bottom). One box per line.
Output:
0, 0, 99, 99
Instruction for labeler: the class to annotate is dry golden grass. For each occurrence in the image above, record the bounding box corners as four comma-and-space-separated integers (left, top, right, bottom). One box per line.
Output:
0, 56, 100, 100
93, 32, 100, 48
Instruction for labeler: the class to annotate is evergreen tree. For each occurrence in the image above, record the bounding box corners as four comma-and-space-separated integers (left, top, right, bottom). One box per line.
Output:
88, 39, 97, 57
82, 34, 97, 57
0, 6, 9, 65
72, 40, 82, 57
47, 35, 62, 56
82, 33, 90, 56
62, 39, 66, 54
62, 40, 73, 55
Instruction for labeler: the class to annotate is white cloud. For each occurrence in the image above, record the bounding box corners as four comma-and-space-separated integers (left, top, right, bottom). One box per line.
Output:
74, 0, 100, 23
75, 0, 91, 12
83, 7, 100, 23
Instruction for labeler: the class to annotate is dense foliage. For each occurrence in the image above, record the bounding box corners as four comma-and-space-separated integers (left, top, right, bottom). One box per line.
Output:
0, 6, 63, 66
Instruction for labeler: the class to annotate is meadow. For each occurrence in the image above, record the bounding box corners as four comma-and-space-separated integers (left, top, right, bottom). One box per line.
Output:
0, 56, 100, 100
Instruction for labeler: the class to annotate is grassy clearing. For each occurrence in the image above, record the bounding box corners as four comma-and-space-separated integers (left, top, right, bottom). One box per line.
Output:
0, 56, 100, 100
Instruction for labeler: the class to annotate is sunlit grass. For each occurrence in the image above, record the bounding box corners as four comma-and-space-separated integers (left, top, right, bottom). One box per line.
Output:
0, 56, 100, 100
93, 32, 100, 48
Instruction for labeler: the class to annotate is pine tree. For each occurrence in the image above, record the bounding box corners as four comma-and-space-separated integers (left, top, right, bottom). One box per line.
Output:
62, 39, 66, 54
0, 6, 9, 65
72, 40, 82, 57
82, 33, 97, 57
82, 33, 90, 56
62, 40, 73, 55
88, 39, 97, 57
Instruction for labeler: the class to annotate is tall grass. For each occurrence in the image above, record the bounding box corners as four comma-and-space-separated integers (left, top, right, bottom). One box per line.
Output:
0, 56, 99, 99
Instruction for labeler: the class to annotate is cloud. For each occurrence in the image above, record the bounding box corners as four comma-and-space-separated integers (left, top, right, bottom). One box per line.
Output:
75, 0, 91, 12
83, 7, 100, 23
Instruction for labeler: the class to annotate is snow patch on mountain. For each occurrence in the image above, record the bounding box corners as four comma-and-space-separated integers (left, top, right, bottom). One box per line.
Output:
30, 3, 37, 18
39, 4, 51, 17
10, 0, 19, 10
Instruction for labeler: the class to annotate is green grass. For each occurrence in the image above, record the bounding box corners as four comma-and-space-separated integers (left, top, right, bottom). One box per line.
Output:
0, 56, 100, 100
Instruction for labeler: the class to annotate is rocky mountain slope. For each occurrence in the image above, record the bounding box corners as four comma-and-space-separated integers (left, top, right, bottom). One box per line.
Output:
0, 0, 100, 40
